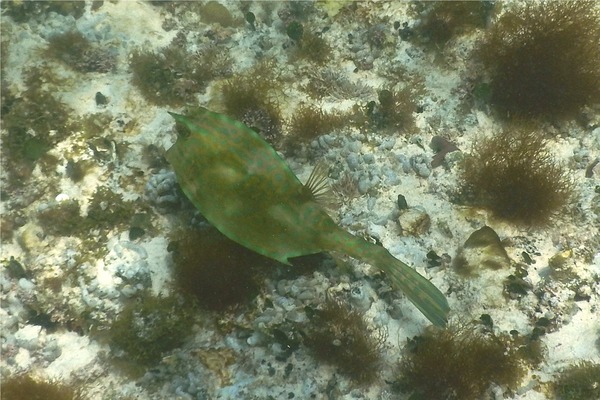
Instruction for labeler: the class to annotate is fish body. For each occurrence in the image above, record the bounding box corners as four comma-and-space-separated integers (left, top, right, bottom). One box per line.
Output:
166, 108, 449, 326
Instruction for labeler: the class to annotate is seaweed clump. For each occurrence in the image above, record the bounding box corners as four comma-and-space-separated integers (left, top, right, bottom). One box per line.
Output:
459, 128, 573, 226
284, 105, 343, 151
303, 297, 386, 384
109, 293, 195, 368
86, 188, 136, 227
412, 1, 492, 48
478, 1, 600, 120
1, 374, 77, 400
130, 42, 231, 106
395, 324, 527, 400
46, 31, 114, 73
219, 61, 284, 145
1, 68, 73, 187
1, 1, 86, 23
169, 227, 273, 311
37, 200, 82, 236
35, 187, 141, 239
553, 361, 600, 400
292, 31, 332, 66
304, 69, 372, 101
364, 88, 417, 133
199, 1, 238, 27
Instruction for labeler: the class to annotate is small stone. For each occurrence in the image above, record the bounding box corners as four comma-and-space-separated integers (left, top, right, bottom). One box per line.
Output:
285, 309, 306, 323
247, 331, 266, 346
95, 91, 108, 106
395, 154, 411, 173
42, 339, 62, 362
346, 153, 359, 170
128, 226, 145, 241
194, 348, 236, 386
349, 283, 372, 311
297, 290, 314, 301
367, 197, 376, 211
6, 257, 28, 280
18, 278, 35, 292
2, 314, 19, 331
120, 284, 137, 297
411, 154, 431, 177
18, 224, 45, 252
387, 300, 405, 320
15, 348, 32, 369
414, 163, 430, 178
318, 136, 329, 148
397, 208, 430, 236
380, 138, 396, 150
245, 11, 256, 29
426, 250, 443, 268
383, 168, 399, 185
14, 325, 41, 351
55, 193, 70, 202
357, 177, 370, 194
397, 194, 408, 210
323, 134, 336, 146
348, 140, 362, 152
145, 170, 181, 213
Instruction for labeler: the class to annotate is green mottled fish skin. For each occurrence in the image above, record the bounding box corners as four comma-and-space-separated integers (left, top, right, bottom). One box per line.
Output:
166, 108, 449, 327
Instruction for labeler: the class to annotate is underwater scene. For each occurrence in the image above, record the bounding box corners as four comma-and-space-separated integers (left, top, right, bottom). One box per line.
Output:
1, 1, 599, 399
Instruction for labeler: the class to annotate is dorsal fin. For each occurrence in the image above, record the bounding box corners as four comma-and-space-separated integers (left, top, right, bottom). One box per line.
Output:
304, 162, 335, 206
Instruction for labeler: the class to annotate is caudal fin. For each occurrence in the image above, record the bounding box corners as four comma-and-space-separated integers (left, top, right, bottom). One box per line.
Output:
329, 230, 449, 327
377, 254, 449, 327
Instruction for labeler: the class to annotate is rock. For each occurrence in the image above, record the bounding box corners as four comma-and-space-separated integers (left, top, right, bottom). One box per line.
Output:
144, 170, 181, 213
346, 153, 360, 170
363, 153, 375, 164
18, 224, 45, 253
397, 207, 430, 236
349, 283, 372, 312
411, 154, 431, 178
453, 226, 511, 276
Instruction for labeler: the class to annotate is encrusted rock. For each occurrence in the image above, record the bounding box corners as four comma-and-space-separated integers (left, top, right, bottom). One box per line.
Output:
453, 226, 511, 276
398, 207, 431, 236
145, 169, 182, 213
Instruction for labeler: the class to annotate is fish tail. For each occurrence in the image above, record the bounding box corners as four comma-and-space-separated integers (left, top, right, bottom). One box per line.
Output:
326, 229, 449, 327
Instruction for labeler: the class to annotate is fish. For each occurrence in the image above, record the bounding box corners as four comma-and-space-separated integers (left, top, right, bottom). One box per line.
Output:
165, 108, 449, 326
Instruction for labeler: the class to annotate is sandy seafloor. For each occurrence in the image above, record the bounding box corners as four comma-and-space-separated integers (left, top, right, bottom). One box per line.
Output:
1, 1, 599, 399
